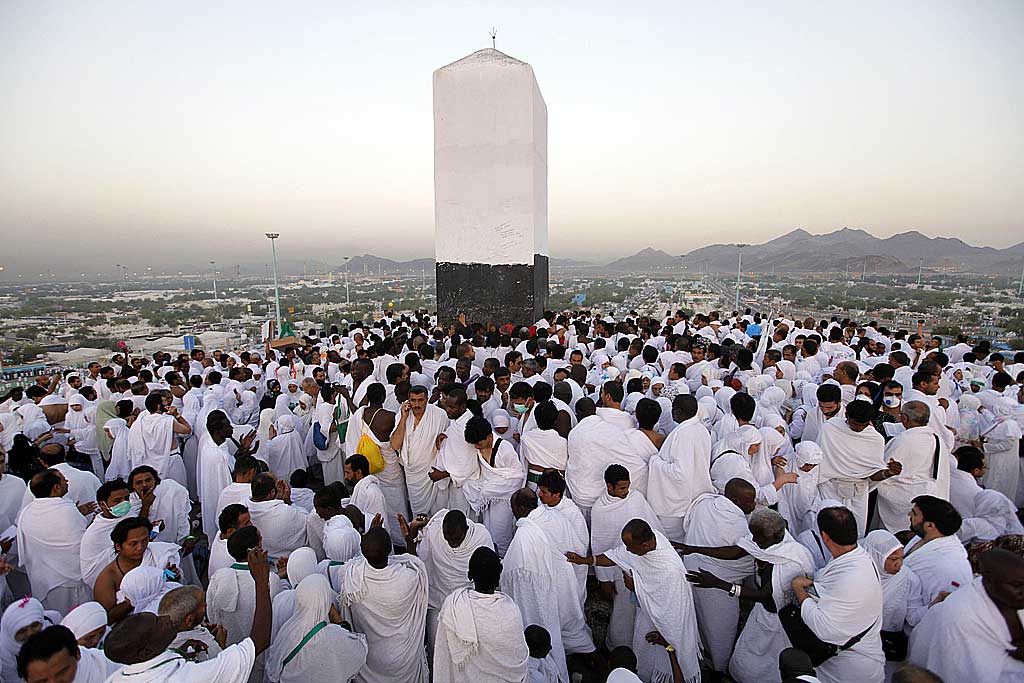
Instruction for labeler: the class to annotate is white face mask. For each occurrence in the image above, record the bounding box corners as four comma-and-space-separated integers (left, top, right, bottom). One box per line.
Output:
882, 396, 902, 409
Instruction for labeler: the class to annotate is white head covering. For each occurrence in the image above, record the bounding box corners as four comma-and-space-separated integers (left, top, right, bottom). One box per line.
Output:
118, 566, 180, 614
715, 386, 736, 416
758, 426, 786, 459
775, 360, 797, 381
861, 529, 913, 630
60, 601, 108, 642
714, 424, 763, 459
958, 394, 981, 413
491, 410, 512, 430
1, 598, 54, 679
323, 516, 361, 564
286, 547, 319, 587
258, 408, 276, 443
972, 489, 1024, 537
265, 574, 334, 682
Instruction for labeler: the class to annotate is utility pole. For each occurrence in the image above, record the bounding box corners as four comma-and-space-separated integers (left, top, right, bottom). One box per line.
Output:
210, 261, 218, 300
265, 234, 282, 338
344, 257, 351, 304
734, 244, 747, 312
917, 258, 923, 286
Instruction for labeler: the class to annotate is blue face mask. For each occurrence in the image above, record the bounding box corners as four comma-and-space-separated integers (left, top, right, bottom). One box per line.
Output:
109, 501, 132, 517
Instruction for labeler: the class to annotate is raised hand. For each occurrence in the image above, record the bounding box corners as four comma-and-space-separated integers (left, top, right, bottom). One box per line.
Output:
248, 547, 270, 584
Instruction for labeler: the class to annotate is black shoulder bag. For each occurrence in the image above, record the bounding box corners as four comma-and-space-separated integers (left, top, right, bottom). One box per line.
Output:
777, 560, 880, 667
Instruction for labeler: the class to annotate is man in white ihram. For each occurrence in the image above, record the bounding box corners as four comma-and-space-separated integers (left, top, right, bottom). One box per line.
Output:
568, 518, 701, 683
791, 505, 884, 683
16, 469, 91, 614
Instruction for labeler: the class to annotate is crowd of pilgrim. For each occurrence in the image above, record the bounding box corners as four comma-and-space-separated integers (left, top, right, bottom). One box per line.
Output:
0, 308, 1022, 683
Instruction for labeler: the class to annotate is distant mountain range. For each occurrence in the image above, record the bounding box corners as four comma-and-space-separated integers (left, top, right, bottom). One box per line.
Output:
177, 230, 1021, 278
613, 228, 1024, 274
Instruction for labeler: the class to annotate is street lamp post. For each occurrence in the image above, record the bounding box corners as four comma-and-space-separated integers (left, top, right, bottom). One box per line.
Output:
210, 261, 218, 300
734, 244, 747, 312
343, 257, 351, 304
266, 233, 283, 338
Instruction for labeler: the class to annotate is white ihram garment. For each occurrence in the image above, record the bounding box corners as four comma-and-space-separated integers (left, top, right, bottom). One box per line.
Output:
646, 416, 714, 541
590, 489, 663, 649
433, 588, 530, 683
338, 554, 430, 683
605, 531, 702, 683
681, 493, 754, 673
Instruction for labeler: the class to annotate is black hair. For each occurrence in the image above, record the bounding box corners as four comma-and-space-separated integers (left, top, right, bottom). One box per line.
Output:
601, 381, 624, 404
16, 626, 79, 680
96, 478, 131, 503
635, 398, 661, 430
913, 495, 963, 536
128, 465, 160, 487
537, 469, 566, 496
817, 506, 857, 545
463, 415, 493, 444
218, 503, 249, 535
250, 472, 277, 499
604, 464, 630, 486
953, 446, 985, 473
345, 454, 370, 477
816, 383, 841, 404
524, 624, 552, 659
730, 392, 756, 422
534, 401, 558, 430
227, 525, 261, 561
111, 516, 153, 546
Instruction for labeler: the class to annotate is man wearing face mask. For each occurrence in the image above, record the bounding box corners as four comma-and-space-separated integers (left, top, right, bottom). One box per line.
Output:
816, 400, 903, 537
79, 479, 138, 590
872, 380, 904, 441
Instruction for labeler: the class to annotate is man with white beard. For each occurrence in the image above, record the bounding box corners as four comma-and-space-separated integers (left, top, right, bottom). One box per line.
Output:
875, 401, 950, 532
433, 547, 529, 683
816, 400, 902, 537
679, 478, 756, 675
337, 527, 430, 683
389, 385, 449, 516
590, 465, 664, 650
646, 395, 714, 541
502, 488, 595, 682
398, 508, 494, 661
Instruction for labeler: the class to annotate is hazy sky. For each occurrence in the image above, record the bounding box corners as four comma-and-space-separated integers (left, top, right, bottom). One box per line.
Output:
1, 1, 1022, 276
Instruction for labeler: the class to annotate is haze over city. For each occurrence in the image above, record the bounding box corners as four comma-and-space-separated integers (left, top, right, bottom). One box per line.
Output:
1, 1, 1022, 277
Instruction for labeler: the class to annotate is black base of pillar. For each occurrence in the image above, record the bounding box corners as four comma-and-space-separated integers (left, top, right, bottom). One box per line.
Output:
437, 254, 548, 327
